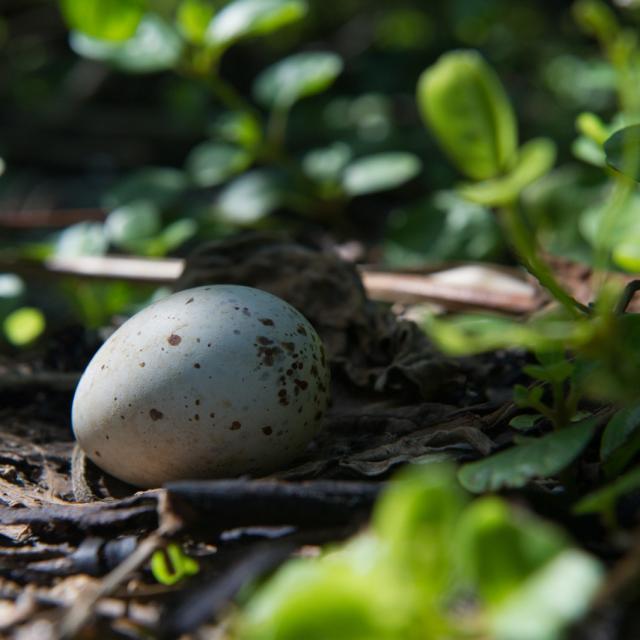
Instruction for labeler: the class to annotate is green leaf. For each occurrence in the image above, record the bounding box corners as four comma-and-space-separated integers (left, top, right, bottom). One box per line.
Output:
383, 191, 502, 268
417, 50, 517, 181
185, 142, 252, 187
457, 497, 567, 606
458, 138, 556, 206
599, 404, 640, 477
103, 168, 188, 209
70, 15, 183, 73
177, 0, 216, 43
3, 307, 46, 347
158, 218, 198, 253
374, 464, 467, 591
509, 415, 544, 431
54, 222, 108, 257
105, 200, 161, 252
572, 135, 606, 167
254, 51, 343, 109
215, 112, 262, 149
423, 312, 594, 357
235, 539, 407, 640
342, 152, 422, 197
604, 125, 640, 182
216, 170, 283, 224
60, 0, 145, 41
302, 143, 352, 185
612, 237, 640, 272
575, 466, 640, 517
490, 549, 603, 640
458, 417, 599, 492
206, 0, 307, 47
573, 0, 619, 46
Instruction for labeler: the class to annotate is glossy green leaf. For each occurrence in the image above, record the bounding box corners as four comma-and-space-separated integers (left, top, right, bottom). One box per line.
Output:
417, 50, 517, 180
490, 549, 603, 640
458, 417, 598, 492
374, 464, 466, 591
458, 138, 556, 206
206, 0, 306, 47
215, 112, 262, 149
105, 200, 161, 252
342, 152, 422, 196
70, 15, 183, 73
302, 143, 352, 185
185, 142, 252, 187
236, 539, 408, 640
3, 307, 46, 347
177, 0, 216, 43
158, 218, 198, 253
457, 497, 567, 606
254, 51, 343, 108
604, 125, 640, 181
54, 222, 108, 257
216, 170, 283, 224
103, 168, 188, 209
612, 237, 640, 272
60, 0, 145, 41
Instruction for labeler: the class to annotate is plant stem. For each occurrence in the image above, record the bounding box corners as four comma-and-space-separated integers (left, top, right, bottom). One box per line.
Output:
500, 203, 588, 317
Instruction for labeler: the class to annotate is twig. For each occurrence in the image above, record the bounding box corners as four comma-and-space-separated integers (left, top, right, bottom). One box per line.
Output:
0, 254, 542, 314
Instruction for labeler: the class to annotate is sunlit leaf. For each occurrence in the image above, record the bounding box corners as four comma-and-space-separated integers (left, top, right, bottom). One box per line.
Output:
374, 464, 466, 591
423, 312, 594, 357
216, 170, 283, 224
105, 200, 161, 252
70, 15, 183, 73
458, 417, 599, 492
254, 51, 343, 108
458, 138, 556, 206
54, 222, 108, 257
302, 143, 352, 184
60, 0, 145, 41
342, 152, 421, 196
185, 142, 252, 187
490, 549, 603, 640
161, 218, 197, 249
3, 307, 46, 347
177, 0, 216, 43
417, 50, 517, 180
206, 0, 307, 47
215, 112, 262, 148
457, 497, 567, 606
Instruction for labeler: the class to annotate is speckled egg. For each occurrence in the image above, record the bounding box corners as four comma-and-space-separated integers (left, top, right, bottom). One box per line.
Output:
72, 285, 330, 488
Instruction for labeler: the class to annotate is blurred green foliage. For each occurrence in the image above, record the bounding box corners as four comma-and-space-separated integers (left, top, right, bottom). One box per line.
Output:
233, 464, 603, 640
1, 0, 634, 342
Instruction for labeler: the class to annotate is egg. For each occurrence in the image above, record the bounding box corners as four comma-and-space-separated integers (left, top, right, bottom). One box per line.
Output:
72, 285, 330, 488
